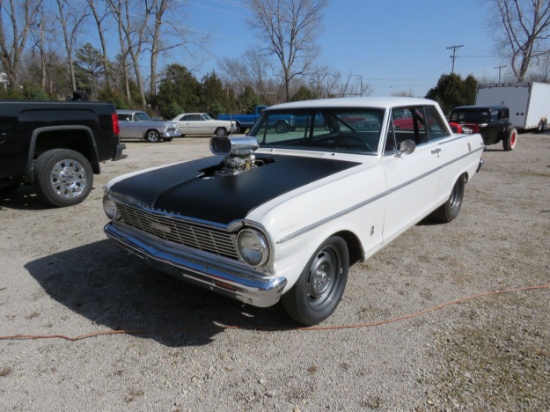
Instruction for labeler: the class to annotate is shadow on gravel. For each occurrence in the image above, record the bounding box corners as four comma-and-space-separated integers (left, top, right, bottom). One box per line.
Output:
0, 185, 48, 210
0, 184, 101, 211
25, 240, 293, 347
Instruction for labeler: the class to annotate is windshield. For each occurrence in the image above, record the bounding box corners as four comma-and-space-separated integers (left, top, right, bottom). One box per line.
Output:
248, 108, 384, 155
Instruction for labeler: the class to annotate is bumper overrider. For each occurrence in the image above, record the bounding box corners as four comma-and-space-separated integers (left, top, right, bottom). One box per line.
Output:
104, 223, 287, 308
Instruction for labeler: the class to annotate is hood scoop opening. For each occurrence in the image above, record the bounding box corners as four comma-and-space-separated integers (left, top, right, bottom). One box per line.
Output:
200, 136, 272, 178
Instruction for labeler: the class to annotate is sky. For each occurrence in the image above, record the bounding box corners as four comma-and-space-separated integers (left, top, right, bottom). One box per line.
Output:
179, 0, 504, 98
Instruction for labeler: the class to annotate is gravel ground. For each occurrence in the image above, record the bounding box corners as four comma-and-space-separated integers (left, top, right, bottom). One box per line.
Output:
1, 133, 549, 411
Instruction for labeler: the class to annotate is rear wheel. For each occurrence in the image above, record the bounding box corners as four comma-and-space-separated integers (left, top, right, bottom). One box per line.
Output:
281, 236, 349, 325
430, 175, 465, 223
502, 126, 517, 151
33, 149, 93, 207
215, 127, 228, 137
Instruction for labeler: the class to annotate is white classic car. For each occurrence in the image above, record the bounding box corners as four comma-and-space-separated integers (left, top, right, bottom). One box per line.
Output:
117, 110, 180, 142
103, 97, 484, 325
172, 113, 238, 137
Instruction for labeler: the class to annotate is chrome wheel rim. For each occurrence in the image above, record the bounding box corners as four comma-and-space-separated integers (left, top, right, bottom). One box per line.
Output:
50, 158, 87, 198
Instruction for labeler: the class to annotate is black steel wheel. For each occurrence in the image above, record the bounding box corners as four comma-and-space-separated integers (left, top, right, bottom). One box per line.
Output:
281, 236, 349, 325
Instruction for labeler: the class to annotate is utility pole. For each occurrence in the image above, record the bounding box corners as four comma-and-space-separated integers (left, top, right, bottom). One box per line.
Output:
447, 44, 463, 74
494, 65, 507, 83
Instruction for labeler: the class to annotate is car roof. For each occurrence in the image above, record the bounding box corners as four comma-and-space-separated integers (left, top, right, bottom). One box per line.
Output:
452, 105, 508, 111
267, 96, 439, 111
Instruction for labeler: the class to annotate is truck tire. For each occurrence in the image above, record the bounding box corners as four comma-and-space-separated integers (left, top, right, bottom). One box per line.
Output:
502, 126, 517, 151
34, 149, 93, 207
275, 121, 288, 133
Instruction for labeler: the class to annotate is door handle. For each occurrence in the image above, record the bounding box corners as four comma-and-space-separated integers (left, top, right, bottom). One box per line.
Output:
431, 148, 441, 154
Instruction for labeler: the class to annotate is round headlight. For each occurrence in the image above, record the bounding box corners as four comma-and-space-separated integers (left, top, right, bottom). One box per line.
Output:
103, 195, 118, 220
237, 229, 269, 267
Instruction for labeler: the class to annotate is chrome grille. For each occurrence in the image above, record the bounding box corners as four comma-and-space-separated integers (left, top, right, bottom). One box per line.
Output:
116, 203, 239, 260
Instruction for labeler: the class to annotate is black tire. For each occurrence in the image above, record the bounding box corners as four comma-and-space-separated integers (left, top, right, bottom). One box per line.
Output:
33, 149, 93, 207
215, 127, 228, 137
502, 126, 517, 151
430, 174, 465, 223
146, 129, 161, 142
281, 236, 349, 325
275, 121, 288, 134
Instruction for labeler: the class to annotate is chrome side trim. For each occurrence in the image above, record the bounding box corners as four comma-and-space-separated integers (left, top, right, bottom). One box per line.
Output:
277, 146, 484, 244
105, 223, 287, 308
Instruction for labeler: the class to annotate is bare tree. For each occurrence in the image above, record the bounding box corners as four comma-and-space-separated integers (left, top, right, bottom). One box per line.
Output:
494, 0, 550, 81
249, 0, 327, 102
87, 0, 113, 90
107, 0, 149, 107
55, 0, 89, 92
0, 0, 42, 90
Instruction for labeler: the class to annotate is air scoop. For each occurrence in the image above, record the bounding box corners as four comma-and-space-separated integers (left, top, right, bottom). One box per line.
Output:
209, 136, 262, 176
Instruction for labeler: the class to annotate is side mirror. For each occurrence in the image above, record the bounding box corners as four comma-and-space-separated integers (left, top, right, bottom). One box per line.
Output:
397, 139, 416, 156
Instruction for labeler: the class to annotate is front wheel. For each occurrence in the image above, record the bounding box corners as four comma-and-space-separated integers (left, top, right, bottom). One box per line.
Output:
281, 236, 349, 325
146, 129, 161, 142
430, 174, 465, 223
502, 126, 517, 151
33, 149, 93, 207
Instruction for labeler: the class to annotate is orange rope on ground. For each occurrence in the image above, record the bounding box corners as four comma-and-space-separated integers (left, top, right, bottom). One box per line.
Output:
1, 280, 549, 341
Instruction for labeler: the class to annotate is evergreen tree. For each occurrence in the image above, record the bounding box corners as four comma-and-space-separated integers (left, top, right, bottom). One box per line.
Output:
426, 73, 478, 114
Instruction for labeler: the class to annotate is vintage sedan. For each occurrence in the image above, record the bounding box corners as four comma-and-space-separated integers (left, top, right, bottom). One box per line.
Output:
172, 113, 238, 137
103, 97, 485, 325
117, 110, 180, 142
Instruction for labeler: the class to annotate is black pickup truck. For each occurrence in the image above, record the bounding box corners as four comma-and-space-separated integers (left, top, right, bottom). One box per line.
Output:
0, 99, 125, 207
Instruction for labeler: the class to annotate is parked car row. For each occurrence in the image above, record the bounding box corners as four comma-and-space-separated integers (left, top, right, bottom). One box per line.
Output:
116, 110, 238, 142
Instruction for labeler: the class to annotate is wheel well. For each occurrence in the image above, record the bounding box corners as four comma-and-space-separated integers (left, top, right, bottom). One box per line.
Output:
334, 230, 363, 265
33, 129, 98, 173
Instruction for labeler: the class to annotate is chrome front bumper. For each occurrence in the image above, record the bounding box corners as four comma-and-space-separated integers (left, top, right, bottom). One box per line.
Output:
104, 223, 287, 308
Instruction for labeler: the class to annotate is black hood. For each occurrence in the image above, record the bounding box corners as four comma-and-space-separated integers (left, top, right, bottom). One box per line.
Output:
109, 154, 360, 225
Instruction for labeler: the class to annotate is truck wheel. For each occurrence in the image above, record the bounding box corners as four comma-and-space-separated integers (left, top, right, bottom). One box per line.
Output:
275, 121, 288, 133
215, 127, 228, 137
146, 130, 161, 142
430, 174, 465, 223
281, 236, 349, 325
502, 126, 517, 151
235, 123, 244, 134
34, 149, 93, 207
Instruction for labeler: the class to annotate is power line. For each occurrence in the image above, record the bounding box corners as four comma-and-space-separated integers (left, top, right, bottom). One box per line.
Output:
447, 44, 463, 74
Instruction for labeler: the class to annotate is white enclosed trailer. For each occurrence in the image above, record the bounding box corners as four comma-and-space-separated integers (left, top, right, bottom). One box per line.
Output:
476, 82, 550, 131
